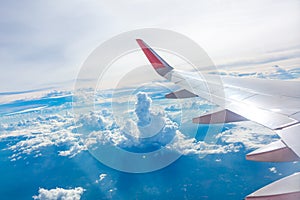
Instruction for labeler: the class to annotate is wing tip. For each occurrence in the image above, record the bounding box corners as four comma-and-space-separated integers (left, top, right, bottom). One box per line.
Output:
136, 39, 146, 48
136, 38, 173, 76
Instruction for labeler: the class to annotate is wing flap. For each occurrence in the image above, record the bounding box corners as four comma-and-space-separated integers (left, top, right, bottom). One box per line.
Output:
278, 124, 300, 157
246, 172, 300, 200
221, 76, 300, 99
165, 89, 198, 99
246, 140, 300, 162
192, 109, 247, 124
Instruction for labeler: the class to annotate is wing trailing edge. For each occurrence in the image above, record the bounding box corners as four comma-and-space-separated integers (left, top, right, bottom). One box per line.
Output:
246, 140, 300, 162
192, 109, 248, 124
165, 89, 198, 99
246, 172, 300, 200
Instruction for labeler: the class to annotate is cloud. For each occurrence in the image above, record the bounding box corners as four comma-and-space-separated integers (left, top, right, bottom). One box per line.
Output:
256, 65, 299, 80
77, 111, 112, 132
269, 167, 277, 174
212, 47, 300, 70
32, 187, 85, 200
2, 112, 86, 161
135, 92, 152, 126
81, 92, 260, 157
95, 174, 107, 183
84, 92, 178, 151
95, 173, 117, 198
1, 88, 280, 163
167, 131, 241, 156
216, 122, 279, 150
165, 121, 279, 158
210, 65, 300, 80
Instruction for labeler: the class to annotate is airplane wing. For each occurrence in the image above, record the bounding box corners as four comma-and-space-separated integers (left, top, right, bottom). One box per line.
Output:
136, 39, 300, 199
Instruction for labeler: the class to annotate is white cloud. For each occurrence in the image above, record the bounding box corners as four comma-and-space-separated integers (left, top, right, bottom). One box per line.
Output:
2, 112, 86, 161
167, 131, 241, 156
1, 89, 280, 162
32, 187, 85, 200
77, 111, 112, 132
210, 65, 300, 80
216, 122, 279, 150
269, 167, 277, 174
84, 92, 178, 150
99, 174, 106, 181
135, 92, 152, 126
94, 173, 117, 198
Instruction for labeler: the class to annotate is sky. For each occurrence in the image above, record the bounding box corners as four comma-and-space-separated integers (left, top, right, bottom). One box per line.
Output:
0, 0, 300, 92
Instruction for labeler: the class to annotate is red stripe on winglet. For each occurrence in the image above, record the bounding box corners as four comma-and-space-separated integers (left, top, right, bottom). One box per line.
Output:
136, 39, 165, 69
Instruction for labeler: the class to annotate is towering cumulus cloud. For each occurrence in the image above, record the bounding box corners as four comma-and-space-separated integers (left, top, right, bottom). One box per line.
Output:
135, 92, 152, 127
132, 92, 176, 148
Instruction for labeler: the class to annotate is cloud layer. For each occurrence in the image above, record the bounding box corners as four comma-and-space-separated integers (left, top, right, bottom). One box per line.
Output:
0, 87, 280, 164
210, 65, 300, 80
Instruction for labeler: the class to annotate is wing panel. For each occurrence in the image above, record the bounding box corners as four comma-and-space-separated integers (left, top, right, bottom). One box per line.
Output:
226, 102, 297, 130
222, 76, 300, 98
242, 95, 300, 116
278, 124, 300, 157
246, 140, 299, 162
290, 112, 300, 121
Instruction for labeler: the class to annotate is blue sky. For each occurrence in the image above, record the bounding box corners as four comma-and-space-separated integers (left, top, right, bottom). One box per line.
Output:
0, 0, 300, 91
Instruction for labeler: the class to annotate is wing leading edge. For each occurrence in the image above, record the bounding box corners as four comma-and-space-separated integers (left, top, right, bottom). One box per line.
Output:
136, 39, 300, 199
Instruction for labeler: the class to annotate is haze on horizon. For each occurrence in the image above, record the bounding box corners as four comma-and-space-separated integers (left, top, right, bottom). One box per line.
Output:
0, 0, 299, 92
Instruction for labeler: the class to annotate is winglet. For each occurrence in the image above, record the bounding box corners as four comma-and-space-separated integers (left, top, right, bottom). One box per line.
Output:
136, 39, 173, 76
